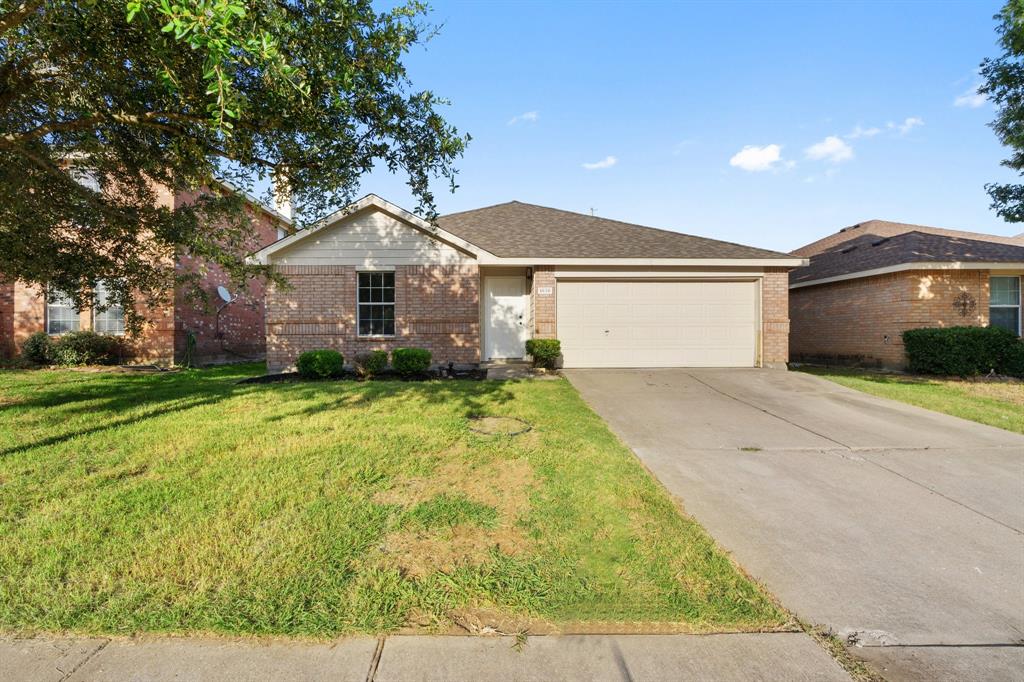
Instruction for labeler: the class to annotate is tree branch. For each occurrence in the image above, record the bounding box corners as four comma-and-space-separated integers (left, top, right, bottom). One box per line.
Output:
0, 0, 43, 35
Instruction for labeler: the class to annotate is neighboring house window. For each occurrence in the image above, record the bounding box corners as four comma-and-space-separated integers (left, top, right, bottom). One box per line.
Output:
357, 272, 395, 336
990, 276, 1021, 336
46, 290, 79, 334
92, 282, 125, 335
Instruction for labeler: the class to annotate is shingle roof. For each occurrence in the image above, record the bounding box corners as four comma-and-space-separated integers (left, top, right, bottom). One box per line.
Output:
436, 201, 793, 260
791, 230, 1024, 285
793, 219, 1024, 257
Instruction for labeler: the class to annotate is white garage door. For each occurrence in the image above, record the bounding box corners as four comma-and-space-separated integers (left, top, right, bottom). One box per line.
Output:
556, 280, 758, 368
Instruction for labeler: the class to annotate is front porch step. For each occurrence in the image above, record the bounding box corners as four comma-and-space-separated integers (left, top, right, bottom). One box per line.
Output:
481, 359, 530, 368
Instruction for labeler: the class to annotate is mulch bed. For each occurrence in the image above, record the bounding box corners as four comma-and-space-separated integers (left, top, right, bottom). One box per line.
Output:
237, 366, 487, 385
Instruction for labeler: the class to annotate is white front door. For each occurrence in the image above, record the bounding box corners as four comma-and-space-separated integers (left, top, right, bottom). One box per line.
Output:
484, 276, 529, 359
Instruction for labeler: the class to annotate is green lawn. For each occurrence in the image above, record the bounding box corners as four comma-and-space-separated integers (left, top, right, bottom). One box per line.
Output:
0, 364, 784, 638
800, 367, 1024, 435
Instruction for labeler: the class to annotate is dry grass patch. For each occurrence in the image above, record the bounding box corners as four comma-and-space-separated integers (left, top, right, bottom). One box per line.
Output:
0, 364, 785, 637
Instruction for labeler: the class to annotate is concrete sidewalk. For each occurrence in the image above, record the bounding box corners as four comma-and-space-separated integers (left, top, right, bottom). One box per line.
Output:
2, 632, 850, 681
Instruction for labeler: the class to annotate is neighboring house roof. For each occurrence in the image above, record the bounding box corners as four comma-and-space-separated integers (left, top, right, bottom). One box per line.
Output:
793, 219, 1024, 257
437, 201, 794, 260
254, 194, 805, 266
791, 230, 1024, 287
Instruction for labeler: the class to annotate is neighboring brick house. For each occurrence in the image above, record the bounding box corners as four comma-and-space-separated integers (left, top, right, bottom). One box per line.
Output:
254, 194, 803, 372
0, 183, 290, 364
789, 220, 1024, 369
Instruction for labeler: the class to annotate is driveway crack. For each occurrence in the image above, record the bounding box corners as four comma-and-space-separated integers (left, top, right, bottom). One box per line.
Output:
685, 372, 1023, 535
684, 373, 852, 449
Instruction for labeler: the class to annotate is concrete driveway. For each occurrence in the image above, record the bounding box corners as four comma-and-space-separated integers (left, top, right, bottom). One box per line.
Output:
566, 368, 1024, 681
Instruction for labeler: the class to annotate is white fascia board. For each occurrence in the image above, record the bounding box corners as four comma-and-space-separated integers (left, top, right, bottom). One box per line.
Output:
790, 261, 1024, 289
252, 194, 489, 264
477, 256, 807, 267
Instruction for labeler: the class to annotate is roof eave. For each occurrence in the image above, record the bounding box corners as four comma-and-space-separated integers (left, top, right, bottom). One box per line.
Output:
790, 260, 1024, 289
478, 256, 806, 267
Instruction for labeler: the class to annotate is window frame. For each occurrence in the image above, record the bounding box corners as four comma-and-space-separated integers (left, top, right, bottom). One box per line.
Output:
989, 275, 1022, 337
91, 281, 126, 336
45, 289, 80, 335
356, 270, 396, 337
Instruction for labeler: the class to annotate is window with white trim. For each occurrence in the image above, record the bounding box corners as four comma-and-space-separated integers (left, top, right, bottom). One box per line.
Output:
990, 276, 1021, 336
357, 271, 395, 336
46, 290, 80, 334
92, 282, 125, 335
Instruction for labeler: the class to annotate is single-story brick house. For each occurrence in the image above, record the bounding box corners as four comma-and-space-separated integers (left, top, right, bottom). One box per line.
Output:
789, 219, 1024, 368
254, 194, 804, 372
0, 182, 290, 364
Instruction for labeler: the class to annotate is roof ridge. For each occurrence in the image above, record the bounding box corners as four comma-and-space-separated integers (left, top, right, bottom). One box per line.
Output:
439, 200, 520, 219
444, 199, 792, 257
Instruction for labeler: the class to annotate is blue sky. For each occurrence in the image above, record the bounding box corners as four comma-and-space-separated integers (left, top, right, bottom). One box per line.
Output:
353, 0, 1019, 252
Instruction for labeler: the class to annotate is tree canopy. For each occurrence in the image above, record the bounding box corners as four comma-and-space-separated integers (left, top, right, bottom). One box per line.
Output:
981, 0, 1024, 222
0, 0, 467, 327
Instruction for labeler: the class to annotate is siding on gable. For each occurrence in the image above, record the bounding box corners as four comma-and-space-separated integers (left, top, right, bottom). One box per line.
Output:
271, 208, 474, 267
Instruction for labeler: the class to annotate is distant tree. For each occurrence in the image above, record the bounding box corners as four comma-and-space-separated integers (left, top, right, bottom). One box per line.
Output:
0, 1, 467, 328
981, 1, 1024, 222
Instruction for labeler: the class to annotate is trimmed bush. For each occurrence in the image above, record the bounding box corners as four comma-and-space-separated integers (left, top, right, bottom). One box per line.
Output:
21, 332, 52, 365
296, 349, 344, 379
525, 338, 561, 369
391, 347, 431, 376
51, 331, 122, 366
902, 326, 1023, 377
353, 350, 388, 378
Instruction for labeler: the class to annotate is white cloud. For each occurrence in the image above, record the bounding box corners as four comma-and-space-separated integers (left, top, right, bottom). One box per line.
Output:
888, 117, 924, 135
507, 111, 539, 125
804, 135, 854, 163
954, 85, 986, 109
729, 144, 784, 172
581, 155, 617, 170
847, 125, 881, 139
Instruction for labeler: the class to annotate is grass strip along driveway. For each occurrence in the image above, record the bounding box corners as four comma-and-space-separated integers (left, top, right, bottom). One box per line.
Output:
0, 365, 784, 638
800, 367, 1024, 436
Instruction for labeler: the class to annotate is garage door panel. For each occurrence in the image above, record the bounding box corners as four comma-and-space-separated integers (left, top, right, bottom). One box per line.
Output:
556, 280, 757, 368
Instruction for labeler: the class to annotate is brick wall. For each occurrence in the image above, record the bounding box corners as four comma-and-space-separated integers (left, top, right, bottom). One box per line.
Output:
761, 268, 791, 368
266, 264, 480, 372
790, 269, 990, 368
173, 190, 282, 364
0, 282, 13, 358
531, 266, 557, 338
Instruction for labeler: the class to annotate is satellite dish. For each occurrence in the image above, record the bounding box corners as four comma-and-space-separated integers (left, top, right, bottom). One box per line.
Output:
216, 286, 233, 303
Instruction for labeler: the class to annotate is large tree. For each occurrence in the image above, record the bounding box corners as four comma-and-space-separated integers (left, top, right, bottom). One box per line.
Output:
0, 0, 467, 327
982, 0, 1024, 222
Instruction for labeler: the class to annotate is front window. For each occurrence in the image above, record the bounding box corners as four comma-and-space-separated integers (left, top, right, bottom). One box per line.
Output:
990, 276, 1021, 336
92, 282, 125, 335
357, 271, 395, 336
46, 290, 80, 334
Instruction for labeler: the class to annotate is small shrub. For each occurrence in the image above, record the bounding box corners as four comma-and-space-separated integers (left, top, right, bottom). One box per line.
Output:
296, 349, 344, 378
51, 331, 122, 366
902, 326, 1023, 377
353, 350, 388, 378
525, 338, 561, 369
391, 347, 431, 376
21, 332, 52, 365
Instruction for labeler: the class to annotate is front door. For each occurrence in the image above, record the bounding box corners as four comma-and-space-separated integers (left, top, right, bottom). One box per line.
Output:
484, 276, 528, 359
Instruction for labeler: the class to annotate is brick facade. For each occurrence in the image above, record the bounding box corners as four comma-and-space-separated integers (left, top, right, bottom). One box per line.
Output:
761, 268, 791, 368
0, 187, 282, 364
530, 266, 557, 339
266, 264, 480, 372
790, 269, 992, 368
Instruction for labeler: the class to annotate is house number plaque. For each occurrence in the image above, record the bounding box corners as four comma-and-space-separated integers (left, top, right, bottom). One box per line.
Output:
537, 286, 553, 295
